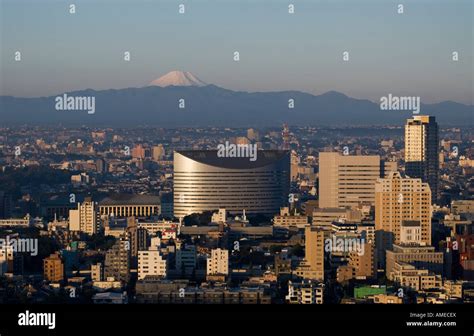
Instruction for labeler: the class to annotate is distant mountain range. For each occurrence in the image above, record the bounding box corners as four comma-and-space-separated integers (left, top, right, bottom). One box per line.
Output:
1, 71, 472, 126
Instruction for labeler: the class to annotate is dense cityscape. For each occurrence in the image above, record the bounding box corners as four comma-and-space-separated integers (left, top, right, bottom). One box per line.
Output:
1, 0, 473, 333
0, 118, 473, 305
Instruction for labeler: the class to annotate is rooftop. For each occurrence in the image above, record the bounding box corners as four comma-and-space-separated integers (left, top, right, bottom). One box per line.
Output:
175, 150, 289, 169
100, 194, 161, 206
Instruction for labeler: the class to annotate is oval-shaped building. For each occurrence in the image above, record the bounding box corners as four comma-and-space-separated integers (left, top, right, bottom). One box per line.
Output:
173, 150, 290, 218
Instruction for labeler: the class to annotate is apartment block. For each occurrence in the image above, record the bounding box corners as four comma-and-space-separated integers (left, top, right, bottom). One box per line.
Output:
43, 253, 64, 283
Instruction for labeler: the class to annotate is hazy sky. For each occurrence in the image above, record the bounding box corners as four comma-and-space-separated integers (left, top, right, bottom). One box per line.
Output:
1, 0, 472, 104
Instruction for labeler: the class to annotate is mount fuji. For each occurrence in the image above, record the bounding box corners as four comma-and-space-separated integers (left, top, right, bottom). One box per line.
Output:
148, 71, 207, 87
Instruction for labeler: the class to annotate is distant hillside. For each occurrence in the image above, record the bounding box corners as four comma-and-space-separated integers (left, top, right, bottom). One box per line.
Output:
1, 85, 472, 126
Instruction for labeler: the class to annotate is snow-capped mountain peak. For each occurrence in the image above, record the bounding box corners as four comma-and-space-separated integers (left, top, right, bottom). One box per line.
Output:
148, 71, 207, 87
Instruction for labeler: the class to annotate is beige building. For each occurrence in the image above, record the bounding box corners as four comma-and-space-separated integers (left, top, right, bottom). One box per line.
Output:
44, 253, 64, 283
152, 144, 166, 161
138, 238, 167, 280
206, 248, 229, 278
91, 263, 104, 282
0, 214, 33, 228
405, 115, 439, 203
391, 261, 442, 291
371, 294, 403, 304
69, 197, 100, 235
273, 207, 309, 229
312, 207, 363, 227
132, 144, 145, 159
336, 239, 376, 282
211, 209, 227, 224
136, 219, 180, 236
348, 242, 377, 279
375, 171, 432, 256
400, 220, 422, 245
336, 265, 355, 283
318, 152, 396, 209
294, 226, 325, 281
451, 200, 474, 218
386, 244, 444, 281
443, 280, 464, 299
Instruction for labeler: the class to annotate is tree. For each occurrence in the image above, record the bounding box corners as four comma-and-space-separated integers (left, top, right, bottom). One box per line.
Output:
290, 244, 304, 258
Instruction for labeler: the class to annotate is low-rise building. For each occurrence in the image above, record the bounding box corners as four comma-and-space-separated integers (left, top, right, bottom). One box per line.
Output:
391, 261, 442, 291
386, 244, 444, 280
273, 207, 309, 229
138, 238, 167, 280
92, 291, 128, 304
135, 278, 271, 304
286, 280, 324, 304
0, 214, 33, 228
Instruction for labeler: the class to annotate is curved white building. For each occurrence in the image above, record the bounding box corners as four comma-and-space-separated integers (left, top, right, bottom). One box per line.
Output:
173, 150, 290, 218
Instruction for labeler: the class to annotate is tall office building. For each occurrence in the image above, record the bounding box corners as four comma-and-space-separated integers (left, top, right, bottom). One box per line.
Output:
173, 150, 290, 217
405, 115, 439, 203
69, 197, 100, 235
375, 172, 432, 265
318, 152, 397, 209
294, 226, 325, 281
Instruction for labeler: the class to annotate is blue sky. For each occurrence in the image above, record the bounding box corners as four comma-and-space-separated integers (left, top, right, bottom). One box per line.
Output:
0, 0, 472, 104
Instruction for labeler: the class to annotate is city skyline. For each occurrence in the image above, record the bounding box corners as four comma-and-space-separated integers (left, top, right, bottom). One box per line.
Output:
0, 119, 473, 316
0, 0, 472, 331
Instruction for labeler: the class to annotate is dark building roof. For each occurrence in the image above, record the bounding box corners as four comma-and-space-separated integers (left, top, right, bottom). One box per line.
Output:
41, 194, 85, 206
175, 150, 289, 169
100, 194, 161, 206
